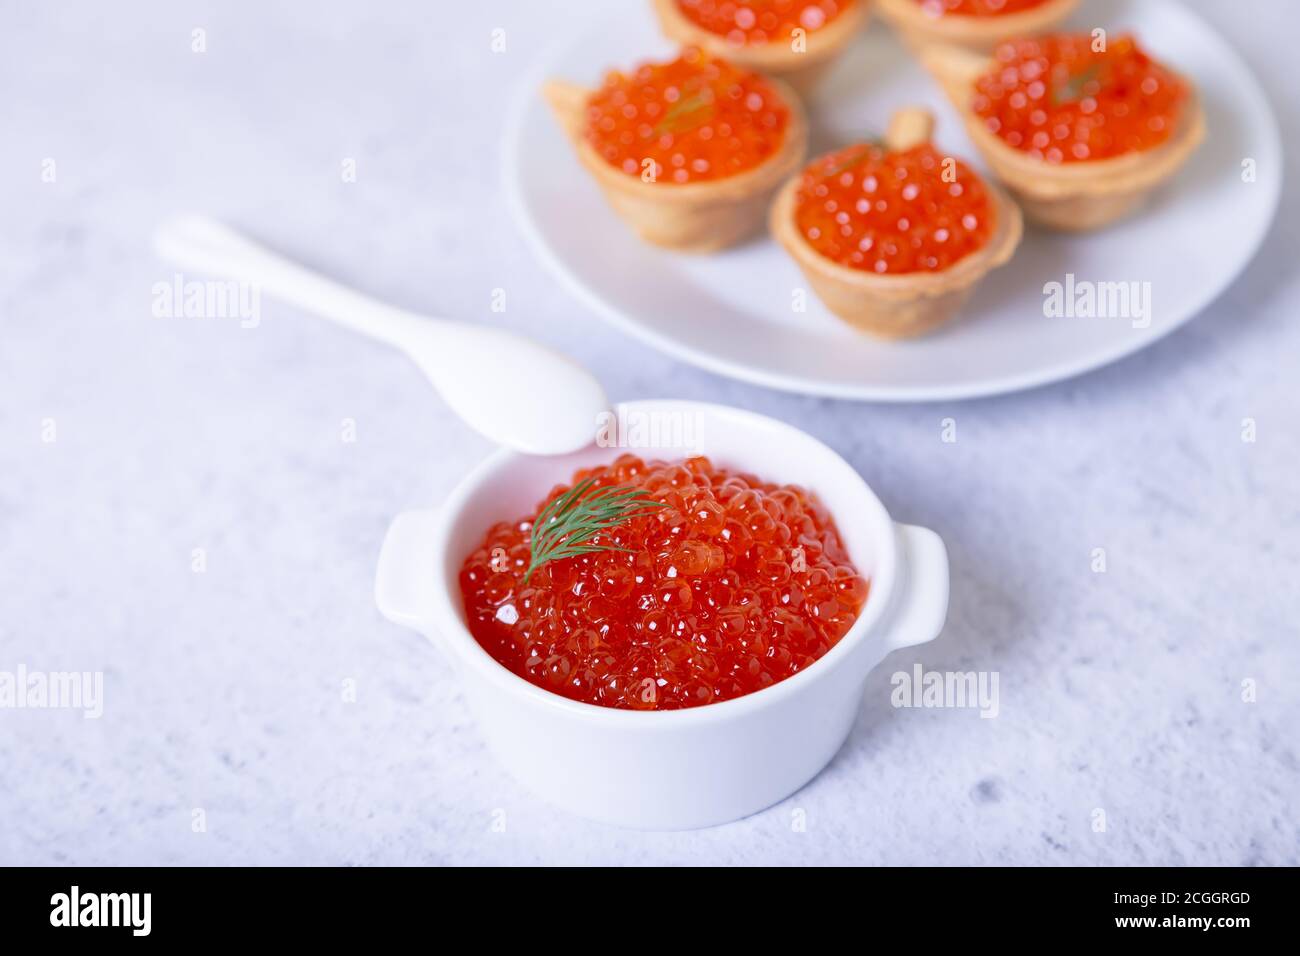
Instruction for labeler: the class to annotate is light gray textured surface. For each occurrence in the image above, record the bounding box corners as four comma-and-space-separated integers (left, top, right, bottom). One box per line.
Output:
1, 0, 1296, 865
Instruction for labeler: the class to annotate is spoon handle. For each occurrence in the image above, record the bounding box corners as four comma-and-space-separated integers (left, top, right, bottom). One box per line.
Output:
151, 216, 609, 455
152, 215, 428, 348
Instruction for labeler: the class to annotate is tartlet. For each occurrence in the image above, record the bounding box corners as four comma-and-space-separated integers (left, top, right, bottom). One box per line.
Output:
771, 107, 1021, 338
545, 49, 808, 252
651, 0, 869, 96
877, 0, 1078, 53
923, 33, 1205, 230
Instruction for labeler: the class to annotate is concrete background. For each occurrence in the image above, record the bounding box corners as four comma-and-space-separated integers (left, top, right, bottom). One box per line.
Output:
1, 0, 1295, 864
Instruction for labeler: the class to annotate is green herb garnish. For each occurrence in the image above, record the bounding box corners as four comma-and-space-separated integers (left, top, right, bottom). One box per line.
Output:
654, 91, 715, 135
820, 138, 885, 177
523, 477, 666, 583
1052, 63, 1103, 106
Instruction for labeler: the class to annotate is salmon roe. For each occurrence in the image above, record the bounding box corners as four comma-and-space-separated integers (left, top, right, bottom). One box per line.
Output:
675, 0, 853, 45
794, 142, 995, 273
972, 34, 1190, 163
584, 49, 790, 183
458, 455, 869, 711
915, 0, 1051, 16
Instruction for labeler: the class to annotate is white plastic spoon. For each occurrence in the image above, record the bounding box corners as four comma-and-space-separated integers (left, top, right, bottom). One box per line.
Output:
152, 216, 609, 455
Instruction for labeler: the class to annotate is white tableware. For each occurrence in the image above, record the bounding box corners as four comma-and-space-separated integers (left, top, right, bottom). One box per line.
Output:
152, 216, 610, 454
375, 400, 949, 829
507, 0, 1282, 401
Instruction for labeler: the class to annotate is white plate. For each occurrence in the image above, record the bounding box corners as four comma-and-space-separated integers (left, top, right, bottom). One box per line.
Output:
507, 0, 1282, 401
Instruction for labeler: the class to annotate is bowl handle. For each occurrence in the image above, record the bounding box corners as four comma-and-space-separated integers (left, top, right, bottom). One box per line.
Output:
885, 523, 950, 650
375, 509, 442, 635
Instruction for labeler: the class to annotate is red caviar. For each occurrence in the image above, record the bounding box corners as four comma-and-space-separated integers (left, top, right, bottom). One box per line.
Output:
675, 0, 853, 45
915, 0, 1050, 16
794, 142, 995, 273
459, 455, 869, 711
972, 34, 1190, 163
584, 49, 790, 183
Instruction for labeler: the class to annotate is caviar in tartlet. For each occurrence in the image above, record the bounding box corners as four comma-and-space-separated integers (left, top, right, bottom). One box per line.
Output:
583, 48, 791, 184
917, 0, 1051, 16
771, 107, 1022, 335
793, 142, 996, 273
972, 34, 1190, 163
674, 0, 854, 45
458, 455, 869, 711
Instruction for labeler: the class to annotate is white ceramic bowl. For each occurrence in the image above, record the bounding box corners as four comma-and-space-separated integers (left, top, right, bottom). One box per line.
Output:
375, 400, 949, 829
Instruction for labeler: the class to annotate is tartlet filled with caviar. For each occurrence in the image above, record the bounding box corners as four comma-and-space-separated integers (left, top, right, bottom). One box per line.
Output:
923, 33, 1205, 230
458, 454, 870, 711
877, 0, 1078, 53
651, 0, 869, 95
544, 48, 807, 252
770, 107, 1022, 338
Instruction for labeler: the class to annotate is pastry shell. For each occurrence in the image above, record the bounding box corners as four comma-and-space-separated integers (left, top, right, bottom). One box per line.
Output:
650, 0, 870, 96
877, 0, 1079, 54
770, 108, 1023, 338
544, 75, 808, 253
922, 42, 1206, 231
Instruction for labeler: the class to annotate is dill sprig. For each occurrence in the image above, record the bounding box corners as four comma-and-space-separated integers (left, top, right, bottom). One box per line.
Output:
523, 477, 667, 583
1052, 63, 1103, 106
654, 90, 715, 136
820, 138, 885, 178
